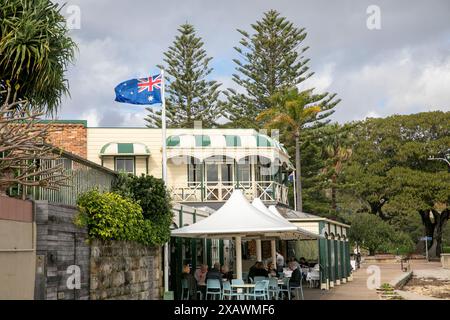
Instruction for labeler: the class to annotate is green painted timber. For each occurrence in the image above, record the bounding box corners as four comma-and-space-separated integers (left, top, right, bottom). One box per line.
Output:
328, 239, 335, 283
335, 240, 341, 281
219, 240, 224, 266
206, 239, 212, 268
117, 143, 134, 154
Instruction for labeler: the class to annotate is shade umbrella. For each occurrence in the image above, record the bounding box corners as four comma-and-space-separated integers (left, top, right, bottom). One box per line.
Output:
171, 190, 318, 279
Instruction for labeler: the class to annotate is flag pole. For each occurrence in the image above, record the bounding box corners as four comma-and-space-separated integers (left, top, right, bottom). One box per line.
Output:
161, 69, 169, 294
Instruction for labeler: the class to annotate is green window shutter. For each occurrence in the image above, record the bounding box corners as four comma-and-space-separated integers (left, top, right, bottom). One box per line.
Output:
256, 135, 272, 147
195, 135, 211, 147
166, 136, 180, 147
117, 143, 133, 154
225, 135, 241, 147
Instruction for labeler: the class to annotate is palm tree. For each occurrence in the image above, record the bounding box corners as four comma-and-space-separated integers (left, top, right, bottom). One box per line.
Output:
319, 124, 353, 214
0, 0, 76, 113
257, 87, 340, 211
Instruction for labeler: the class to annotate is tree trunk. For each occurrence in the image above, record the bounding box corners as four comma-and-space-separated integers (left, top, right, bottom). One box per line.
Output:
295, 134, 302, 212
331, 174, 337, 211
420, 209, 450, 258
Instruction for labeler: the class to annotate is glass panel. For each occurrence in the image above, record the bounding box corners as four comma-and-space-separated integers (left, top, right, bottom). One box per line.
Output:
187, 163, 202, 186
116, 158, 134, 173
221, 164, 233, 186
206, 164, 218, 184
237, 164, 251, 185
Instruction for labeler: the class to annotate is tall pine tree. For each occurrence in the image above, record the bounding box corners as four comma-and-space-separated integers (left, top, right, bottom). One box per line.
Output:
223, 10, 313, 128
145, 24, 221, 128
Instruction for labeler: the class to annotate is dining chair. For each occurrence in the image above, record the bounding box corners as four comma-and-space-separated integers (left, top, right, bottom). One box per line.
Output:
222, 281, 237, 300
245, 281, 266, 300
268, 277, 279, 300
206, 279, 222, 300
253, 276, 267, 283
231, 279, 245, 300
278, 277, 291, 300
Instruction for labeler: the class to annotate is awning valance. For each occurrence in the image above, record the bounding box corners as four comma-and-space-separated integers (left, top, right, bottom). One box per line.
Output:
100, 142, 150, 156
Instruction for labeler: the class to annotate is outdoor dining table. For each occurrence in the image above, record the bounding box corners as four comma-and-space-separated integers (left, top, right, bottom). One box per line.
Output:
230, 283, 256, 300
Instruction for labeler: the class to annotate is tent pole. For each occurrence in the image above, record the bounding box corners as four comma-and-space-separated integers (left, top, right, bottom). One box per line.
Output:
235, 236, 242, 280
256, 240, 262, 261
271, 240, 276, 269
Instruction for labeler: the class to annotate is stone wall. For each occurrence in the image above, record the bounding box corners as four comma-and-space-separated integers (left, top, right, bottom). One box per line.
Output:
90, 240, 162, 300
34, 201, 91, 300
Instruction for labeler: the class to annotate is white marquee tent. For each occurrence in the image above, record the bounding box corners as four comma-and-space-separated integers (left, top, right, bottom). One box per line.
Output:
171, 190, 318, 279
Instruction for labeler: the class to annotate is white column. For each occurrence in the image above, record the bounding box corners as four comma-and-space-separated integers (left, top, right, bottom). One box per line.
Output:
164, 242, 169, 293
271, 240, 276, 269
256, 240, 262, 261
235, 236, 242, 280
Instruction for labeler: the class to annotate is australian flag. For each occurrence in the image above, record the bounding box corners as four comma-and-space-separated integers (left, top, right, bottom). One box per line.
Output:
114, 74, 162, 105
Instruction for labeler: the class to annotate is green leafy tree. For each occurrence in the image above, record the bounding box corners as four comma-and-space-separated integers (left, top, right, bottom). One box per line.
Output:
145, 24, 221, 128
342, 111, 450, 257
223, 10, 312, 127
0, 0, 76, 113
347, 212, 414, 255
112, 174, 173, 244
257, 87, 340, 211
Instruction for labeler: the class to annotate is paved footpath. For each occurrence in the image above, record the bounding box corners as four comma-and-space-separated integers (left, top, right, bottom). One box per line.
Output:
302, 262, 406, 300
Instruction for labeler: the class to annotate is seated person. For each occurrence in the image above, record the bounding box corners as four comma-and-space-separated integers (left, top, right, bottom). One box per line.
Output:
195, 264, 208, 296
289, 261, 301, 288
247, 261, 258, 283
267, 262, 277, 277
299, 257, 309, 268
181, 264, 198, 300
221, 265, 233, 281
251, 261, 269, 280
206, 262, 223, 287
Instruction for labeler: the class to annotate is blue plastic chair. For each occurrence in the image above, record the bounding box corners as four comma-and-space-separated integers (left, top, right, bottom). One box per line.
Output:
206, 279, 222, 300
222, 281, 238, 300
268, 277, 279, 300
278, 277, 291, 300
246, 280, 267, 300
231, 279, 245, 300
253, 276, 267, 283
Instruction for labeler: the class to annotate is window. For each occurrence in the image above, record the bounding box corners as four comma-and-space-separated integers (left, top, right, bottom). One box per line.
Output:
224, 135, 241, 147
115, 157, 134, 173
237, 164, 251, 184
167, 136, 180, 147
195, 135, 211, 147
187, 161, 202, 186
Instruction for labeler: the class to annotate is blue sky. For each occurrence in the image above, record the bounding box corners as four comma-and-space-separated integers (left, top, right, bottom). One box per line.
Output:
54, 0, 450, 127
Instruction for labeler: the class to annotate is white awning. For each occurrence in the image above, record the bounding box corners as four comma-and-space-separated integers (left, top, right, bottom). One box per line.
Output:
99, 142, 150, 156
171, 190, 315, 240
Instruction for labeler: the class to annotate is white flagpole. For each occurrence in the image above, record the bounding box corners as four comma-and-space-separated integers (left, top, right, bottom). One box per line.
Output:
161, 69, 169, 294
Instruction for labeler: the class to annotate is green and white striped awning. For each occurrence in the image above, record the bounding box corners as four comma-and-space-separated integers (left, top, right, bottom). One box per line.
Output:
166, 133, 292, 168
100, 142, 150, 156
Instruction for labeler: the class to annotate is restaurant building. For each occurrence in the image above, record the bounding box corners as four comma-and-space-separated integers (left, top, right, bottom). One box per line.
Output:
45, 121, 352, 295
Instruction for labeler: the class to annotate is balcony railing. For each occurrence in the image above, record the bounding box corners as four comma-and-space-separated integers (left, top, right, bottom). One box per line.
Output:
170, 181, 289, 205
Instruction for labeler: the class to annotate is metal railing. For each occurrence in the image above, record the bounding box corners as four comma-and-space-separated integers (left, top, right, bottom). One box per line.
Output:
170, 180, 289, 205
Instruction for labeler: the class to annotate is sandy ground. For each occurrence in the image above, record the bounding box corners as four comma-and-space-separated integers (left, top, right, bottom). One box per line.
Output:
401, 264, 450, 299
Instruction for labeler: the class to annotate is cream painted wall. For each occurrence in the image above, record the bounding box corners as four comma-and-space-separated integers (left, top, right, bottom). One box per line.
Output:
0, 220, 36, 299
293, 221, 319, 235
87, 128, 263, 187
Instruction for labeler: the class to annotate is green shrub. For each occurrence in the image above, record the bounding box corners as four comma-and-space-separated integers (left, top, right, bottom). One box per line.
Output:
112, 173, 173, 244
76, 189, 145, 242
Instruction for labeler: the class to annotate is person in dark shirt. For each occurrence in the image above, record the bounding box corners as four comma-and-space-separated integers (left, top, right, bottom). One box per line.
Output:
181, 264, 198, 300
206, 262, 223, 285
247, 261, 258, 283
289, 261, 301, 288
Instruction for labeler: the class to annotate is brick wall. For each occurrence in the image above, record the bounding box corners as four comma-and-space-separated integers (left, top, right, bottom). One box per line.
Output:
44, 122, 87, 158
